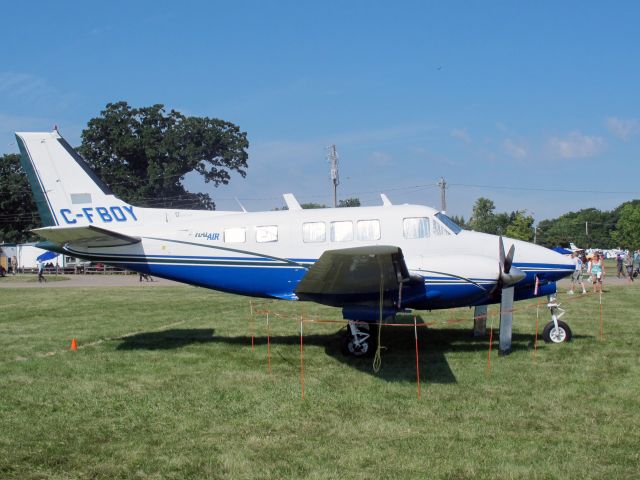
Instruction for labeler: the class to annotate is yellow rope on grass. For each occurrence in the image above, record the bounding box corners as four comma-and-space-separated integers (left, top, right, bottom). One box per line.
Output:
373, 264, 384, 373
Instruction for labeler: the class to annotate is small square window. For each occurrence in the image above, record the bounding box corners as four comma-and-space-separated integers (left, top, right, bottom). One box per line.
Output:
330, 221, 354, 242
303, 222, 326, 242
357, 220, 381, 241
256, 225, 278, 243
403, 217, 430, 239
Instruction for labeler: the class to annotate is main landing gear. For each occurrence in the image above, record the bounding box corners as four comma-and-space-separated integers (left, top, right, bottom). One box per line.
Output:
341, 321, 377, 357
542, 295, 573, 343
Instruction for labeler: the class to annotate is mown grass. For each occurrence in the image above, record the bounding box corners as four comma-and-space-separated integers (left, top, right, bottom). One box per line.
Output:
0, 283, 639, 479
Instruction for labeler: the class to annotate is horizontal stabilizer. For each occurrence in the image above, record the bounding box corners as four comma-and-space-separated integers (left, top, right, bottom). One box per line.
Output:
33, 225, 141, 247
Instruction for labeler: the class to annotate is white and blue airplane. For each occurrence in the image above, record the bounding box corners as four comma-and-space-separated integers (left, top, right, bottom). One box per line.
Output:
15, 130, 575, 355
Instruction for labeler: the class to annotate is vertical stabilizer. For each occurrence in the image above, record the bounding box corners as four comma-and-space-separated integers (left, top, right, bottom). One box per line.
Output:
15, 131, 139, 227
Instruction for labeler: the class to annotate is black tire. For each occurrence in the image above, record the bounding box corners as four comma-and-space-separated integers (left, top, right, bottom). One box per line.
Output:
542, 320, 572, 344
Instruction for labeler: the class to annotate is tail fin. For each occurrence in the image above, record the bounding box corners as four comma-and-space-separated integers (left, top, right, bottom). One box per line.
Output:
15, 131, 139, 227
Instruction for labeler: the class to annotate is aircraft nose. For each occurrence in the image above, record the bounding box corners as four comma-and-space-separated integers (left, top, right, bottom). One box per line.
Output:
537, 244, 575, 281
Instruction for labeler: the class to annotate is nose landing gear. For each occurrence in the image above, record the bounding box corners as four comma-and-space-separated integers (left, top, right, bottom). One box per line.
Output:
542, 295, 572, 343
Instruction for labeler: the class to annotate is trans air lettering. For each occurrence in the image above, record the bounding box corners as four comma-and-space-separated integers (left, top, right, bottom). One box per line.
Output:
194, 232, 220, 241
59, 206, 138, 224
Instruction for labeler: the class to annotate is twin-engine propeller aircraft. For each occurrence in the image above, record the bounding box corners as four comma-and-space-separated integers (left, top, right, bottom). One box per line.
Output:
15, 130, 575, 356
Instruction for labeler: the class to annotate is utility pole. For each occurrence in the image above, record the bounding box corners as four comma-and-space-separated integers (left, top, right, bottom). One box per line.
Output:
327, 145, 339, 207
438, 177, 447, 213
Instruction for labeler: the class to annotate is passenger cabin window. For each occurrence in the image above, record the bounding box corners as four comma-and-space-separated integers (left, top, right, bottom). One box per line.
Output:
256, 225, 278, 243
303, 222, 326, 242
224, 227, 246, 243
403, 217, 430, 239
330, 221, 354, 242
357, 220, 381, 241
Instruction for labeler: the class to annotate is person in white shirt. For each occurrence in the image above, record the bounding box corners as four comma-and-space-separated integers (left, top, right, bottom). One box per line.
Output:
568, 252, 586, 294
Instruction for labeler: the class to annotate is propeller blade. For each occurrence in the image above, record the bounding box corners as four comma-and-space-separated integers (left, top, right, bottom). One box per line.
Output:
498, 236, 505, 272
504, 244, 515, 273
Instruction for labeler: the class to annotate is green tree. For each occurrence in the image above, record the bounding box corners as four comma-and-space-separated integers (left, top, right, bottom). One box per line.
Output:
300, 202, 327, 209
450, 215, 467, 229
494, 212, 515, 236
536, 208, 617, 248
505, 210, 534, 241
78, 102, 249, 209
338, 197, 361, 207
612, 203, 640, 249
468, 197, 497, 234
0, 154, 39, 243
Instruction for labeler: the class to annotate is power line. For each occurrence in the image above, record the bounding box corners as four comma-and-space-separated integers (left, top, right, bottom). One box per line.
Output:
450, 183, 640, 195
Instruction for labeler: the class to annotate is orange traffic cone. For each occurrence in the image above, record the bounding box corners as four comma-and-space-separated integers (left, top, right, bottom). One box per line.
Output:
70, 338, 77, 351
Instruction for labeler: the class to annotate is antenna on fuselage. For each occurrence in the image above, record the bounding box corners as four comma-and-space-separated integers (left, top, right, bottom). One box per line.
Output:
235, 197, 248, 212
283, 193, 302, 210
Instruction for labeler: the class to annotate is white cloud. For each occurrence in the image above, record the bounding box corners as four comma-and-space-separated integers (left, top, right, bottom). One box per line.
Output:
502, 138, 527, 159
548, 131, 604, 159
605, 116, 640, 141
450, 128, 471, 143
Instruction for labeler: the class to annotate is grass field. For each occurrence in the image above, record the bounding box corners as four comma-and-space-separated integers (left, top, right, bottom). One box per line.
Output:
1, 283, 639, 479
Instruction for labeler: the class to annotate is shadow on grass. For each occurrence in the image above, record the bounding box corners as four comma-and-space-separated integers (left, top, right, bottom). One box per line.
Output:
117, 329, 219, 350
115, 321, 590, 384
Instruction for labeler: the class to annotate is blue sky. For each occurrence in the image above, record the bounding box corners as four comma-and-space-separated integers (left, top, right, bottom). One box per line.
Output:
2, 1, 639, 221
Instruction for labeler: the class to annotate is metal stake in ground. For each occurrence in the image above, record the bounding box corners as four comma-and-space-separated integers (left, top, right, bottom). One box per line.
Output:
599, 291, 604, 340
413, 315, 421, 400
249, 300, 255, 351
266, 312, 271, 374
300, 318, 305, 401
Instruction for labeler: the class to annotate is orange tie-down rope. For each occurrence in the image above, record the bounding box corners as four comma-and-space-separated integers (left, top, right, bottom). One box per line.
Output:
251, 290, 595, 328
249, 290, 599, 371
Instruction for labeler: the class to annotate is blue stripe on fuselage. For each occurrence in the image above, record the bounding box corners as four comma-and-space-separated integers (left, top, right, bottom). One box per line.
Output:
68, 247, 572, 307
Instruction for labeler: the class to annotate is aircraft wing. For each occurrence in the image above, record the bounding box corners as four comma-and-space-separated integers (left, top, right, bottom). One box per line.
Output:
295, 245, 411, 305
33, 225, 141, 248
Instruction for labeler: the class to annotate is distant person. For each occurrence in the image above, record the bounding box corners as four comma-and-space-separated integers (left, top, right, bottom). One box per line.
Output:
588, 253, 604, 293
0, 265, 6, 277
616, 254, 624, 278
625, 251, 634, 282
139, 272, 153, 282
634, 250, 640, 277
37, 261, 47, 283
568, 252, 586, 294
11, 255, 17, 275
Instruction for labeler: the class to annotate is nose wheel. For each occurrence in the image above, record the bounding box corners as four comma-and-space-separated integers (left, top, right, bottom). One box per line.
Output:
542, 320, 572, 343
542, 295, 572, 343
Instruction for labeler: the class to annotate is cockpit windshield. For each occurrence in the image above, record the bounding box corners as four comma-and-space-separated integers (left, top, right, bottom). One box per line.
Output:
435, 212, 462, 234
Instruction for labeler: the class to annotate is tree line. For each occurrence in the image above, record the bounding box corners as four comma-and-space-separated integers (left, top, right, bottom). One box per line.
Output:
454, 197, 640, 249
